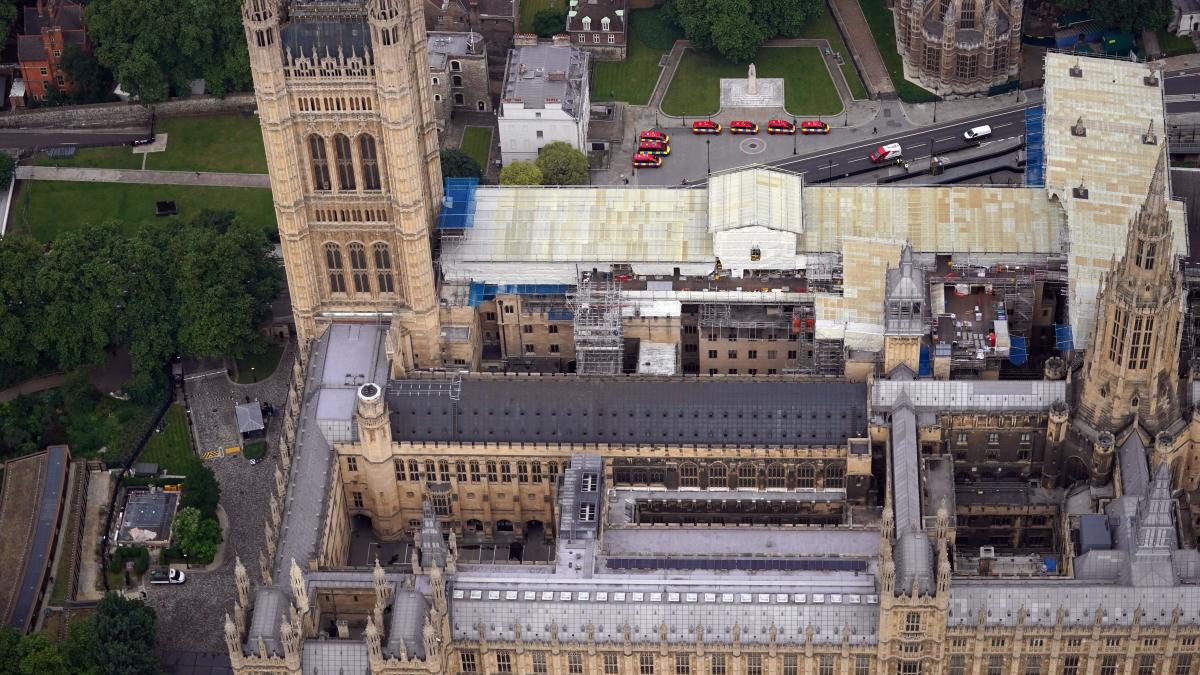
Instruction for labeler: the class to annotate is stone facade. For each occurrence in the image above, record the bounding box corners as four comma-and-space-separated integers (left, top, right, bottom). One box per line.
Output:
893, 0, 1022, 96
428, 31, 491, 131
243, 0, 443, 364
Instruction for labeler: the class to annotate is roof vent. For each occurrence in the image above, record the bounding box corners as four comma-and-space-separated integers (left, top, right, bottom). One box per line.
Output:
1072, 184, 1088, 200
1071, 116, 1086, 137
1143, 119, 1158, 145
1144, 74, 1160, 87
1069, 63, 1083, 78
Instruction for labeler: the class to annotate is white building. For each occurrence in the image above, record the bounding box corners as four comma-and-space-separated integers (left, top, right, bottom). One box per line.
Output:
1170, 0, 1200, 36
497, 37, 589, 164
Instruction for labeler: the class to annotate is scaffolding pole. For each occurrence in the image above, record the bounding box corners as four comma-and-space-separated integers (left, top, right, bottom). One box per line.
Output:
571, 278, 624, 375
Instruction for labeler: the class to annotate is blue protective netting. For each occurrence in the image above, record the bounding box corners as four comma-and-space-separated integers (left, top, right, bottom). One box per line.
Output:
1055, 324, 1074, 351
1024, 105, 1045, 187
437, 178, 479, 230
1008, 335, 1028, 366
467, 283, 572, 306
918, 345, 932, 377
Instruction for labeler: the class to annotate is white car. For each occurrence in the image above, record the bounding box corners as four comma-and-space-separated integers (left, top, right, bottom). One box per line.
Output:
149, 568, 187, 584
963, 125, 992, 141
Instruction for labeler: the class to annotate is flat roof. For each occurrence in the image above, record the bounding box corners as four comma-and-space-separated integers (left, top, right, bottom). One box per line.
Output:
388, 378, 867, 446
3, 445, 69, 631
116, 490, 179, 544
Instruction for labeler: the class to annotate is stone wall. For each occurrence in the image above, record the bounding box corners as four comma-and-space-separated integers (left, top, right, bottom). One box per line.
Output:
0, 93, 259, 129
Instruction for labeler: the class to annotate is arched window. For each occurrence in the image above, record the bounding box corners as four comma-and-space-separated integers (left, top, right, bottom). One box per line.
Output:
797, 463, 815, 489
308, 134, 331, 191
517, 461, 528, 483
738, 463, 757, 488
438, 460, 450, 482
324, 243, 346, 293
450, 60, 461, 72
679, 462, 698, 488
332, 134, 356, 191
347, 243, 370, 293
766, 463, 786, 489
708, 462, 727, 488
359, 135, 381, 190
825, 463, 845, 489
373, 242, 394, 293
454, 93, 464, 106
452, 74, 463, 88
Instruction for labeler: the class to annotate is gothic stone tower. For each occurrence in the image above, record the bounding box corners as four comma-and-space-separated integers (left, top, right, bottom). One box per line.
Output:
243, 0, 443, 366
893, 0, 1022, 96
1077, 151, 1183, 436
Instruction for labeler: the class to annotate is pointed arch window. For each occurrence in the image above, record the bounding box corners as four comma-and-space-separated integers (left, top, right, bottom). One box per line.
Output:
708, 462, 727, 489
373, 242, 395, 293
309, 134, 331, 191
348, 242, 370, 293
737, 463, 758, 488
679, 462, 698, 488
333, 134, 356, 191
359, 135, 381, 190
797, 463, 815, 489
766, 463, 786, 488
324, 243, 346, 293
825, 463, 845, 489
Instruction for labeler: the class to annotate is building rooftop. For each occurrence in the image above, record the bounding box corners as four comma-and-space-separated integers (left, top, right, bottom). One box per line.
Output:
116, 489, 179, 544
387, 378, 868, 446
427, 31, 483, 70
567, 0, 626, 33
23, 0, 83, 35
280, 17, 371, 60
502, 43, 587, 114
2, 446, 69, 631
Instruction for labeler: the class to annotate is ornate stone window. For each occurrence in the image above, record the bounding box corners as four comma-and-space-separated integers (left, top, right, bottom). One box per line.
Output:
333, 134, 356, 191
348, 242, 370, 293
679, 462, 698, 488
359, 135, 381, 190
308, 134, 331, 191
324, 243, 346, 293
766, 462, 786, 488
797, 463, 815, 489
373, 242, 394, 293
825, 463, 845, 489
708, 462, 728, 488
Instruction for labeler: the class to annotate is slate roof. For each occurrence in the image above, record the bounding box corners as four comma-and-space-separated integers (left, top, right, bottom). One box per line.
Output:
281, 19, 371, 59
566, 0, 626, 33
7, 446, 69, 631
235, 402, 265, 434
17, 36, 46, 62
388, 379, 868, 446
23, 1, 83, 34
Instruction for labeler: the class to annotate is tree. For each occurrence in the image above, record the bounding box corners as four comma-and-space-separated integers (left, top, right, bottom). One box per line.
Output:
172, 506, 221, 562
1090, 0, 1171, 32
0, 629, 69, 675
440, 149, 483, 180
500, 161, 544, 185
669, 0, 819, 62
535, 142, 589, 185
173, 211, 282, 359
532, 8, 568, 37
86, 594, 160, 675
59, 44, 116, 105
86, 0, 250, 104
0, 234, 43, 373
0, 1, 17, 52
180, 464, 221, 518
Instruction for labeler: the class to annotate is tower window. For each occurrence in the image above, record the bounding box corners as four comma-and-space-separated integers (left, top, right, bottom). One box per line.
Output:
349, 242, 370, 293
904, 612, 921, 633
333, 134, 356, 191
308, 134, 331, 191
359, 134, 381, 190
324, 243, 346, 293
373, 242, 394, 293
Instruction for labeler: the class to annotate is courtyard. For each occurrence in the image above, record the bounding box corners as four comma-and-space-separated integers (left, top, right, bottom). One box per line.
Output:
661, 46, 843, 116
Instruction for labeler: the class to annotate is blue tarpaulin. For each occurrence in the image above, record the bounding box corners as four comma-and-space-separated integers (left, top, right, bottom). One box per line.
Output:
918, 345, 932, 377
1055, 324, 1074, 351
467, 282, 572, 306
1008, 335, 1028, 366
1024, 105, 1045, 187
437, 178, 479, 230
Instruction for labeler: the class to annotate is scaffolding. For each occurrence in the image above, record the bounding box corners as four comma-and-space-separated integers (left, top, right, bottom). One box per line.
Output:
571, 278, 623, 375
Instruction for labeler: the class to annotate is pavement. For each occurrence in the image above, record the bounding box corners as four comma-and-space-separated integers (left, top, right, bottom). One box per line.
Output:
16, 165, 270, 188
828, 0, 895, 98
75, 469, 112, 602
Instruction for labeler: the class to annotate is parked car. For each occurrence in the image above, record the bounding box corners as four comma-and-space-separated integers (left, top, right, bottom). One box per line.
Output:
149, 568, 187, 584
800, 120, 831, 135
766, 119, 796, 135
130, 135, 157, 147
729, 120, 759, 134
637, 140, 670, 156
963, 125, 992, 141
691, 120, 721, 135
632, 152, 662, 168
639, 129, 670, 144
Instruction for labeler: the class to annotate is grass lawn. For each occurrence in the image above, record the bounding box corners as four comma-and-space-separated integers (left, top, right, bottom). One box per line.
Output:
460, 126, 492, 169
794, 4, 869, 100
519, 0, 563, 33
662, 47, 842, 116
858, 0, 939, 103
49, 491, 80, 603
138, 405, 201, 476
243, 440, 267, 461
34, 114, 267, 174
235, 341, 285, 384
1157, 30, 1197, 57
592, 7, 683, 105
14, 181, 277, 242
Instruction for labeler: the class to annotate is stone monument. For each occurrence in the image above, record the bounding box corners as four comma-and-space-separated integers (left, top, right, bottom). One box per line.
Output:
719, 62, 784, 108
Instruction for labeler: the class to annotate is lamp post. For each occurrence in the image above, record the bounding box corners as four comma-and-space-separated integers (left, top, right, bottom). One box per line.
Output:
706, 138, 711, 176
827, 158, 833, 183
933, 97, 938, 124
792, 117, 798, 155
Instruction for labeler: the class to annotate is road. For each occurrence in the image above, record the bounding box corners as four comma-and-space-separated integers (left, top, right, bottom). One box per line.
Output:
0, 127, 150, 151
636, 106, 1030, 187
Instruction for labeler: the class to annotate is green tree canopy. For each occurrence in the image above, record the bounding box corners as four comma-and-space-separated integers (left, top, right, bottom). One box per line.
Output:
87, 594, 161, 675
173, 506, 222, 562
59, 44, 117, 105
535, 142, 589, 185
440, 149, 484, 180
180, 464, 221, 518
533, 8, 568, 37
0, 234, 43, 373
669, 0, 821, 62
499, 161, 544, 185
0, 2, 17, 51
86, 0, 251, 103
1090, 0, 1170, 32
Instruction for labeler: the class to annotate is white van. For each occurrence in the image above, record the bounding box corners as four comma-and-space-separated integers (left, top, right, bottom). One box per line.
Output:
869, 143, 903, 163
963, 125, 992, 141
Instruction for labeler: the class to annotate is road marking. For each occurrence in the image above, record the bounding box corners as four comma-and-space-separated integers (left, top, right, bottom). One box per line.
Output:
909, 143, 925, 148
201, 450, 222, 461
847, 157, 868, 164
994, 122, 1013, 129
934, 136, 955, 142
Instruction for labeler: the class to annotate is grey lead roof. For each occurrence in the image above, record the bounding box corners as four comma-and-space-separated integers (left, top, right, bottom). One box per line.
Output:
872, 379, 1066, 412
9, 446, 68, 630
1118, 431, 1150, 497
388, 379, 867, 446
890, 398, 922, 534
281, 19, 371, 60
601, 527, 880, 559
503, 44, 587, 114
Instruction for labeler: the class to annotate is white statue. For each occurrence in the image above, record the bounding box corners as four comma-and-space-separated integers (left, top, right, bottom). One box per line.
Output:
747, 63, 758, 95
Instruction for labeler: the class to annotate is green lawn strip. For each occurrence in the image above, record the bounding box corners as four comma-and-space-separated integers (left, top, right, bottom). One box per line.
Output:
1157, 30, 1196, 57
519, 0, 563, 33
592, 7, 683, 104
857, 0, 938, 103
145, 115, 268, 174
235, 342, 284, 384
661, 47, 841, 116
244, 440, 267, 461
138, 405, 201, 476
16, 181, 277, 242
49, 495, 79, 603
794, 4, 869, 100
33, 145, 143, 170
460, 126, 493, 169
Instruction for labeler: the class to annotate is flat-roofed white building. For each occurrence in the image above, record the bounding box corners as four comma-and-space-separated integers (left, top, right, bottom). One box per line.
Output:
497, 39, 590, 164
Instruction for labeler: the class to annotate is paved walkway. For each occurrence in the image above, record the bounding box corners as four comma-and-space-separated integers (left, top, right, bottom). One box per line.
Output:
15, 165, 270, 189
0, 372, 64, 404
828, 0, 895, 98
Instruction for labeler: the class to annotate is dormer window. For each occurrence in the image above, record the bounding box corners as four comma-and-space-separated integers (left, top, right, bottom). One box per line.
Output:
582, 473, 598, 491
601, 16, 610, 31
582, 16, 591, 30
